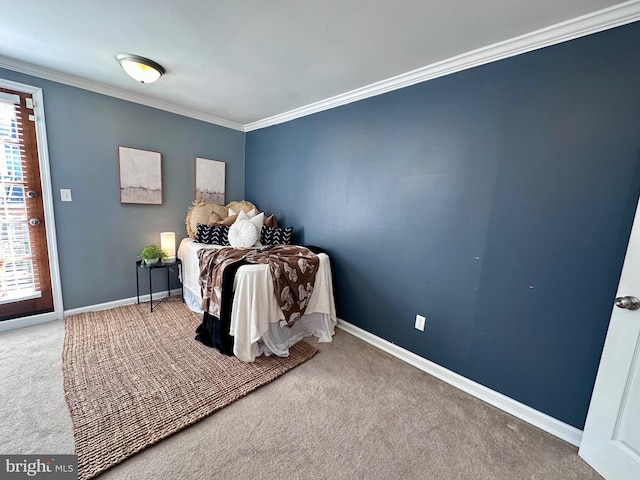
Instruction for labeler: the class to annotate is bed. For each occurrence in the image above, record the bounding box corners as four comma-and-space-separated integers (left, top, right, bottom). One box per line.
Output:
178, 200, 336, 362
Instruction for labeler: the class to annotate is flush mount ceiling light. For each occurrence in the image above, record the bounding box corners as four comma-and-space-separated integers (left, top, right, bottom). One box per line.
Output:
115, 53, 165, 84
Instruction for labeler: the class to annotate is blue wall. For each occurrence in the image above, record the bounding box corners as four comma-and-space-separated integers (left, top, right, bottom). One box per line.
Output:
245, 22, 640, 429
0, 68, 245, 310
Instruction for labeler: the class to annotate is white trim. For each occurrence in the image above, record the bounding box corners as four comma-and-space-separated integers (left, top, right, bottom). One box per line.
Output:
0, 287, 583, 447
63, 288, 183, 317
32, 87, 65, 321
1, 288, 182, 331
0, 291, 42, 305
0, 55, 244, 132
244, 1, 640, 131
0, 311, 60, 332
0, 92, 20, 104
336, 319, 583, 447
0, 78, 65, 331
0, 3, 637, 133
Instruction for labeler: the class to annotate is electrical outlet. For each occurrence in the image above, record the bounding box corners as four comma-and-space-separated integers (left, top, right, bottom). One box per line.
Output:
415, 314, 426, 331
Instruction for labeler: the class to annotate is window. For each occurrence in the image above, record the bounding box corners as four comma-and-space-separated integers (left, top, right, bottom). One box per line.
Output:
0, 87, 52, 315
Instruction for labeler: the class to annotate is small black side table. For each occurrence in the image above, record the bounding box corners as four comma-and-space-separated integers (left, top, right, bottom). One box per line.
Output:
136, 259, 184, 312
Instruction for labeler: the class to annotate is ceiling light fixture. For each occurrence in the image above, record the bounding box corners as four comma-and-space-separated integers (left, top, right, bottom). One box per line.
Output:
115, 53, 165, 84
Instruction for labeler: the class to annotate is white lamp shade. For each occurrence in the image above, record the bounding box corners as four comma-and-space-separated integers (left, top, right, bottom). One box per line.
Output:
161, 232, 176, 259
115, 53, 164, 84
120, 60, 161, 83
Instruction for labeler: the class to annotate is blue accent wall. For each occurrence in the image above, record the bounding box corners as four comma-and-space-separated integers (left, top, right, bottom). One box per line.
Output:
246, 22, 640, 429
0, 68, 245, 310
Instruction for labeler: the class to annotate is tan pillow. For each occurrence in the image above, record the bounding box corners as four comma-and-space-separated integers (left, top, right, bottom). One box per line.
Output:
220, 215, 237, 226
185, 200, 228, 238
264, 214, 278, 228
226, 200, 257, 215
207, 212, 223, 225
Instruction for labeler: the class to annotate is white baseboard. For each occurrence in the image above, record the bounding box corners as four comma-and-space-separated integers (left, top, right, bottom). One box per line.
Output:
0, 311, 61, 332
0, 289, 184, 333
336, 319, 583, 447
3, 295, 581, 446
63, 288, 183, 317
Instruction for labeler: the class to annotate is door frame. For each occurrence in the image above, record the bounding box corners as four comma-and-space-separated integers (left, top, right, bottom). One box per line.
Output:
0, 77, 62, 331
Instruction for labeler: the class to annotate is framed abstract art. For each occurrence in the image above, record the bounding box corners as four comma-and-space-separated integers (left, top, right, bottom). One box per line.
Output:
194, 157, 225, 204
118, 146, 162, 204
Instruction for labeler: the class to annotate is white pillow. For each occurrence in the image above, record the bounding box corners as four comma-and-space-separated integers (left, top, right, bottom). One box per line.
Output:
228, 220, 258, 248
237, 210, 264, 246
229, 207, 257, 218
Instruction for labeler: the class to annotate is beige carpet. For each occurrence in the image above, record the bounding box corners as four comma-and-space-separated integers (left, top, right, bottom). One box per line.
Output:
1, 307, 602, 479
62, 302, 317, 480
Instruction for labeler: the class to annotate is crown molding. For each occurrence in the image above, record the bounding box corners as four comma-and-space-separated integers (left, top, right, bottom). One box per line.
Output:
245, 0, 640, 132
0, 55, 245, 132
1, 2, 638, 133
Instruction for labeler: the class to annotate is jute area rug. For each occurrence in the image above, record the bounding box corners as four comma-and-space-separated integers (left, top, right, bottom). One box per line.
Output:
62, 301, 317, 480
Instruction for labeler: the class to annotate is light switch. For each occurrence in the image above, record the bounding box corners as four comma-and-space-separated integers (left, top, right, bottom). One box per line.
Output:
60, 189, 72, 202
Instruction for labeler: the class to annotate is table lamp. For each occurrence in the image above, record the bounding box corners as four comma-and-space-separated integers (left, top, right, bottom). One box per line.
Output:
161, 232, 176, 263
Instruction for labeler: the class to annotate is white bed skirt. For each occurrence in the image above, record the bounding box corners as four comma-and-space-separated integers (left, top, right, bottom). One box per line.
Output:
179, 238, 336, 362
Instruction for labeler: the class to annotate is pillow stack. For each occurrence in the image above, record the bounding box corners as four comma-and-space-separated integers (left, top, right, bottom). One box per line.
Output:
193, 202, 294, 247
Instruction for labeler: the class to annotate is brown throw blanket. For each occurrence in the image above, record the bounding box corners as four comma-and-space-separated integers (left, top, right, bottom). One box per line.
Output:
198, 245, 319, 326
198, 247, 250, 318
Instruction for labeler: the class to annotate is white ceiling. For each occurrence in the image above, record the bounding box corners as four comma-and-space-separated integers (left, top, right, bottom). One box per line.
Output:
0, 1, 637, 130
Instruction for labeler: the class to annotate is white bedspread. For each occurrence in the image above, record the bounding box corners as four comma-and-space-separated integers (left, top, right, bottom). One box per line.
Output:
178, 238, 336, 362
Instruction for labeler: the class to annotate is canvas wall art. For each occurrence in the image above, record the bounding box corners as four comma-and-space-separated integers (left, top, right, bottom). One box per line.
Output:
118, 146, 162, 204
194, 157, 225, 204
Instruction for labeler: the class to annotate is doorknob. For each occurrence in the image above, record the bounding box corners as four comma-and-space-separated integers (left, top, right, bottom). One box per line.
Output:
615, 296, 640, 310
28, 218, 41, 226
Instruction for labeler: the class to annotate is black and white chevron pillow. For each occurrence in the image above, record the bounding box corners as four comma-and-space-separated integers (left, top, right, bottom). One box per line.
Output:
195, 224, 230, 246
261, 225, 293, 245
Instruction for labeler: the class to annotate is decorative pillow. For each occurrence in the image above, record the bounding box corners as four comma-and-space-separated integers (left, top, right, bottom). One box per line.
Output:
264, 214, 278, 228
220, 214, 238, 226
237, 210, 265, 246
208, 211, 222, 224
228, 220, 258, 248
226, 200, 257, 215
185, 200, 228, 238
209, 213, 237, 226
261, 225, 294, 245
229, 207, 257, 218
195, 224, 230, 246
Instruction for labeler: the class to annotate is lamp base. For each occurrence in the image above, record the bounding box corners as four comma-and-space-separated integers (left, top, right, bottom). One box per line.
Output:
162, 256, 176, 264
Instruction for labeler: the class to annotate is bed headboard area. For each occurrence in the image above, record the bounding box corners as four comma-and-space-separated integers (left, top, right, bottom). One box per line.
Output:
184, 200, 287, 248
185, 200, 258, 238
